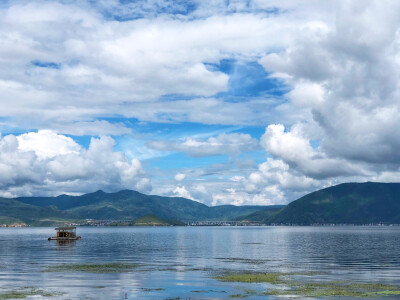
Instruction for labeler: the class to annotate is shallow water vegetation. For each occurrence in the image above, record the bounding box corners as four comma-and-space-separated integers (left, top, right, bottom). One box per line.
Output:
228, 287, 259, 298
0, 287, 63, 299
215, 272, 296, 284
215, 272, 400, 298
44, 262, 141, 273
265, 281, 400, 298
236, 287, 258, 295
229, 294, 249, 298
367, 290, 400, 296
141, 288, 166, 292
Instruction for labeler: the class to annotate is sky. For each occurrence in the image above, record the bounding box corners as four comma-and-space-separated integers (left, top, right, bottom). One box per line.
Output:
1, 0, 400, 206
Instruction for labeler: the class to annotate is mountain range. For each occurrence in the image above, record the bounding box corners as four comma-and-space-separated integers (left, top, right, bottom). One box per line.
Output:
1, 182, 400, 226
0, 189, 267, 226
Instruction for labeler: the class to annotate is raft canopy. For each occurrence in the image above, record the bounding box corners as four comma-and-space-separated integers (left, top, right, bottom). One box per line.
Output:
55, 227, 76, 230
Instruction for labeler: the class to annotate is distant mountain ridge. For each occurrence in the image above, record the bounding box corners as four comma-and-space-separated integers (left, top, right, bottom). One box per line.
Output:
241, 182, 400, 225
3, 182, 399, 226
1, 189, 268, 225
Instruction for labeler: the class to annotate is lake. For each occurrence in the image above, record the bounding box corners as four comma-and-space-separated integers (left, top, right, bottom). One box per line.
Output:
1, 226, 400, 299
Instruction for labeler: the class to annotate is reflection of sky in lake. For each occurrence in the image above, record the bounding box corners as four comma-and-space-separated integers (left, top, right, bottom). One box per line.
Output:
0, 227, 400, 299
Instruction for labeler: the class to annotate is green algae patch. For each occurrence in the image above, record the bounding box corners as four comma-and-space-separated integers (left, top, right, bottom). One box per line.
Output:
215, 271, 400, 298
0, 287, 64, 299
229, 294, 249, 298
215, 272, 287, 284
44, 262, 141, 273
264, 281, 400, 298
226, 287, 259, 298
141, 288, 166, 292
236, 287, 258, 295
367, 290, 400, 296
214, 272, 314, 284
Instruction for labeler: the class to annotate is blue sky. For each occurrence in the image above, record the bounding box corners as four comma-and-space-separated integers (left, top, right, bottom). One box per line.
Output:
1, 0, 400, 205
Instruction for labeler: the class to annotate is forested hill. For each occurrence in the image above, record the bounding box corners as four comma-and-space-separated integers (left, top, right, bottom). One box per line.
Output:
241, 182, 400, 225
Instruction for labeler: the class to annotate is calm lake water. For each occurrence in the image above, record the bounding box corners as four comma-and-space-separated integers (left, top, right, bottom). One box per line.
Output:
1, 226, 400, 299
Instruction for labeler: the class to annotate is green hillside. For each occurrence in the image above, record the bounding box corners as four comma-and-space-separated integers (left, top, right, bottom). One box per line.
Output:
0, 198, 80, 225
133, 214, 185, 226
3, 190, 268, 225
234, 205, 285, 222
262, 182, 400, 224
0, 216, 25, 226
109, 214, 185, 226
60, 191, 266, 221
208, 205, 275, 221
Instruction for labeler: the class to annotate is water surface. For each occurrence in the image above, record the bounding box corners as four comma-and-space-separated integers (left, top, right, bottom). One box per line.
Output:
0, 226, 400, 299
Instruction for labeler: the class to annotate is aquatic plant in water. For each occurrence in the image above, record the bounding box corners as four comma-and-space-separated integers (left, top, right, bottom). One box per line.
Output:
44, 262, 141, 273
215, 272, 400, 298
0, 287, 64, 299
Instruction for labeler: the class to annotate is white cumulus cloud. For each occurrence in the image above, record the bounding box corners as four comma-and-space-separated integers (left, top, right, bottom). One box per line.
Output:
174, 173, 186, 182
0, 131, 150, 197
148, 133, 260, 157
173, 186, 194, 200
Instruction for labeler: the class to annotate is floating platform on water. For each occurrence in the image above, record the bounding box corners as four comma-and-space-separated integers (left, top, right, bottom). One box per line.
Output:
48, 226, 81, 241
